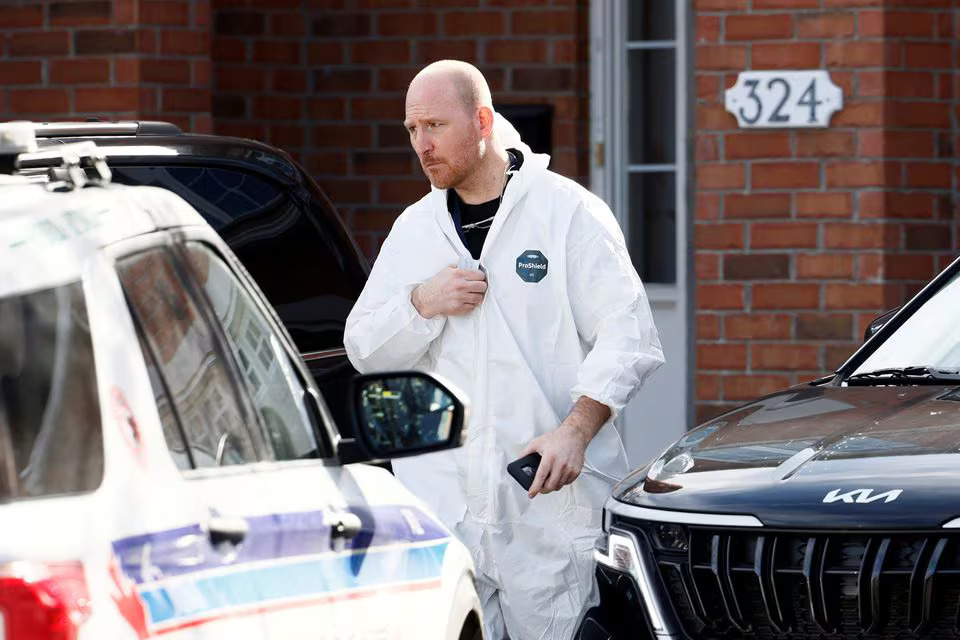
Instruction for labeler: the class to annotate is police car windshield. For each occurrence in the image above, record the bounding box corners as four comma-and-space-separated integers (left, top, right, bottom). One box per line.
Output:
0, 281, 103, 500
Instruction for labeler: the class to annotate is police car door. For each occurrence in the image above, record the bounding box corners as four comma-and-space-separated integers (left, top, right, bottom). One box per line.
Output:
171, 232, 386, 639
114, 241, 269, 639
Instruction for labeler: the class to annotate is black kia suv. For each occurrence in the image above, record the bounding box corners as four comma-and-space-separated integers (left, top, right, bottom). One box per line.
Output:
32, 121, 369, 437
578, 255, 960, 640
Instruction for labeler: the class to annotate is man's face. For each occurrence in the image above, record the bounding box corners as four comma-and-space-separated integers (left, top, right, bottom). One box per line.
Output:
404, 79, 481, 189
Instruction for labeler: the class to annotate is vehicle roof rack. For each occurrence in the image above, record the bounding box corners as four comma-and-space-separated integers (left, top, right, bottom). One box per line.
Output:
0, 122, 112, 189
31, 121, 183, 138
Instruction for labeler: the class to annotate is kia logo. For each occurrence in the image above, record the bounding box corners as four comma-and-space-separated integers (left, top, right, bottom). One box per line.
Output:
823, 488, 903, 504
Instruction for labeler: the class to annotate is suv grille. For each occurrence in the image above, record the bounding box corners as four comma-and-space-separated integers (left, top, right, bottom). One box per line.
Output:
624, 521, 960, 639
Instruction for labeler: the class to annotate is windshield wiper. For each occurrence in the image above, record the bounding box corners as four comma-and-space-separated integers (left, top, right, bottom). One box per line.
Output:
846, 365, 960, 386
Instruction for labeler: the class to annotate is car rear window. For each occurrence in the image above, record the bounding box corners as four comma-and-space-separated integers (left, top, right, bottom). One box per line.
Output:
0, 282, 103, 501
109, 165, 367, 354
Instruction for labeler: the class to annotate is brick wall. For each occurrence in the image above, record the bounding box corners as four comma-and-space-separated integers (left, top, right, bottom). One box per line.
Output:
0, 0, 212, 133
209, 0, 590, 256
694, 0, 960, 423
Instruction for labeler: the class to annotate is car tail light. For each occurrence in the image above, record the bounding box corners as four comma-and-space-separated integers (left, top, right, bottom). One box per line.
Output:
0, 562, 90, 640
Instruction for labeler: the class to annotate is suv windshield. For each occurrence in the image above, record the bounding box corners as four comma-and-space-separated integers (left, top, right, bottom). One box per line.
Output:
0, 282, 103, 500
851, 271, 960, 377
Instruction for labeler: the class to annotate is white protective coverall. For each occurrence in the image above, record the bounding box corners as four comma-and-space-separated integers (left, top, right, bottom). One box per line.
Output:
344, 116, 664, 640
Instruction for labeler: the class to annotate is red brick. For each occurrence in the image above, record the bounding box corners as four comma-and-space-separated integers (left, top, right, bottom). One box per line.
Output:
797, 254, 854, 279
796, 314, 853, 340
551, 40, 584, 65
796, 131, 854, 157
141, 1, 190, 25
272, 69, 307, 93
695, 0, 746, 9
697, 15, 721, 43
353, 151, 414, 176
326, 180, 374, 204
904, 162, 952, 188
351, 208, 399, 233
696, 135, 720, 163
726, 14, 793, 40
697, 314, 722, 340
752, 162, 820, 189
0, 4, 43, 27
824, 224, 899, 249
312, 124, 373, 148
161, 30, 209, 56
253, 40, 302, 64
697, 75, 721, 101
724, 375, 792, 402
859, 10, 935, 38
697, 284, 745, 310
380, 179, 429, 204
696, 45, 747, 71
859, 192, 936, 219
511, 10, 573, 35
415, 39, 479, 64
376, 11, 438, 36
49, 1, 111, 26
825, 284, 898, 309
75, 29, 138, 55
351, 40, 410, 65
696, 193, 722, 221
725, 132, 791, 159
885, 254, 935, 280
825, 42, 897, 67
724, 193, 791, 219
753, 0, 819, 6
213, 121, 266, 141
268, 12, 306, 37
216, 66, 265, 92
753, 284, 820, 309
725, 314, 792, 340
859, 71, 935, 98
888, 102, 950, 128
724, 254, 790, 280
796, 13, 856, 38
696, 254, 721, 280
212, 36, 246, 62
695, 224, 744, 250
904, 223, 951, 250
902, 42, 951, 68
753, 344, 820, 370
831, 102, 884, 127
192, 59, 211, 86
0, 61, 43, 85
697, 105, 738, 130
307, 42, 343, 65
826, 162, 897, 188
304, 151, 350, 177
700, 344, 748, 370
698, 164, 745, 189
443, 11, 503, 36
752, 43, 820, 69
9, 89, 70, 114
141, 59, 190, 84
253, 95, 302, 119
485, 39, 548, 64
9, 31, 71, 57
795, 192, 852, 218
751, 222, 819, 249
75, 87, 140, 111
163, 88, 209, 112
696, 374, 721, 402
858, 130, 935, 158
352, 97, 403, 120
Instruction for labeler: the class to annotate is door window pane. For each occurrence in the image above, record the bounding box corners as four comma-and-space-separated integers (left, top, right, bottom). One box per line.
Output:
628, 48, 676, 165
628, 171, 676, 284
118, 248, 258, 468
628, 0, 675, 42
182, 243, 322, 461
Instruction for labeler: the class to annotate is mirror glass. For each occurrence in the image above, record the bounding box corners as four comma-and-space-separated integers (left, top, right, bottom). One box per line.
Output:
357, 375, 456, 453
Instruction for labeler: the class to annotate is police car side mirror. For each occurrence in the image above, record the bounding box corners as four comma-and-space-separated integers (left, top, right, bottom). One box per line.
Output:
863, 306, 900, 342
349, 372, 468, 462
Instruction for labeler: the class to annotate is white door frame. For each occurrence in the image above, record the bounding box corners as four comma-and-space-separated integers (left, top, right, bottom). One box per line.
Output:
590, 0, 692, 466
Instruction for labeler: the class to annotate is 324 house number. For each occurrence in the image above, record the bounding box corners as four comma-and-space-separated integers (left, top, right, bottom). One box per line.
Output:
724, 70, 843, 129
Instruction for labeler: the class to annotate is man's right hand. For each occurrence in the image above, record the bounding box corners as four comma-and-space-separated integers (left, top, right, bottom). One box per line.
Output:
411, 266, 487, 318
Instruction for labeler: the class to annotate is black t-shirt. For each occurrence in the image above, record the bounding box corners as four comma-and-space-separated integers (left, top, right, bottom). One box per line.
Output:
448, 149, 524, 260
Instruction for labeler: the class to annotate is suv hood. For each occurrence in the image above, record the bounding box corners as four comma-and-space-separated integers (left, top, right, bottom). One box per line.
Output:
616, 384, 960, 528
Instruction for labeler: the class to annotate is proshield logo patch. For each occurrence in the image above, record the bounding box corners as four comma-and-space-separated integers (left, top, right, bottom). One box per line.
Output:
516, 250, 548, 283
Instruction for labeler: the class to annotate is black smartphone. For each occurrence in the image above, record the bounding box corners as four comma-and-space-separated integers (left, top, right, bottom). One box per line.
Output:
507, 453, 542, 491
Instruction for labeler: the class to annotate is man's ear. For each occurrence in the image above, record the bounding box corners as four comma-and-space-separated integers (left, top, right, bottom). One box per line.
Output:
477, 105, 495, 138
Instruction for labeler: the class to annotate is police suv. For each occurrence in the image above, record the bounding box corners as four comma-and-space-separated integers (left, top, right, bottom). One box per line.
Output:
0, 123, 484, 640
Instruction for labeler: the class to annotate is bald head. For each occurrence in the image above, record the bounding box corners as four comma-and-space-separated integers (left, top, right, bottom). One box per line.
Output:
408, 60, 492, 116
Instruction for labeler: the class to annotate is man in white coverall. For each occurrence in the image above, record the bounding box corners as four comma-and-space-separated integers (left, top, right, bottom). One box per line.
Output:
344, 60, 664, 640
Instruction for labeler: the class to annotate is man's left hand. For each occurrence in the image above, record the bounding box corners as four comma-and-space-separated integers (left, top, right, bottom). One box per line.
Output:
520, 422, 589, 498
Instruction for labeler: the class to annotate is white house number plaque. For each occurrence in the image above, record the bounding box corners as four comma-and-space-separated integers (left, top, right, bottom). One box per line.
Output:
724, 70, 843, 129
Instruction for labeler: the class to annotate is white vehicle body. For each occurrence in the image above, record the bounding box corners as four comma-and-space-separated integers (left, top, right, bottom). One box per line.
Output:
0, 168, 481, 639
